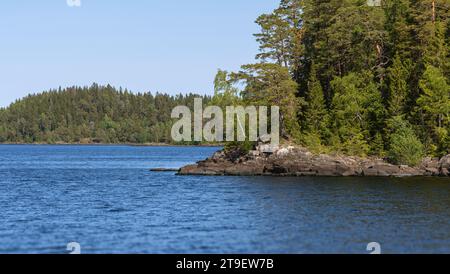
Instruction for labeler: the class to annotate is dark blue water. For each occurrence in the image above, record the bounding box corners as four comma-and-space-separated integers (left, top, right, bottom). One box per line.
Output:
0, 145, 449, 254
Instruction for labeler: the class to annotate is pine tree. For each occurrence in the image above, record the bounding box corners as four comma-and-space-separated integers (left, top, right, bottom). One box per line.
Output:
254, 1, 304, 70
409, 0, 450, 71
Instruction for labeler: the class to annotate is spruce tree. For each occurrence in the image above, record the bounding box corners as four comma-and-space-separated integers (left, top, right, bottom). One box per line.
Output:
417, 65, 450, 155
301, 65, 329, 151
386, 55, 413, 116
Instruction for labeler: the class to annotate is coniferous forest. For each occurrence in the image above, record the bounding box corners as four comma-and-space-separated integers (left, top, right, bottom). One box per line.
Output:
0, 0, 449, 166
0, 84, 210, 144
221, 0, 449, 166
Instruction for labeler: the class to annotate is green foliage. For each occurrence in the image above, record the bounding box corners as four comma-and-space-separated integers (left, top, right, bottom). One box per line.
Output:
303, 66, 329, 135
387, 116, 424, 166
224, 140, 255, 159
211, 70, 251, 151
370, 132, 386, 156
300, 0, 387, 101
384, 0, 413, 59
254, 0, 304, 75
418, 65, 450, 128
210, 69, 241, 107
232, 63, 301, 139
329, 71, 385, 156
386, 55, 412, 116
301, 132, 324, 152
0, 84, 210, 144
300, 65, 330, 150
417, 65, 450, 156
234, 0, 449, 162
409, 0, 450, 69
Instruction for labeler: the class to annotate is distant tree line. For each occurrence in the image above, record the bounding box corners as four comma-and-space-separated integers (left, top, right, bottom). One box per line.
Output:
0, 84, 210, 144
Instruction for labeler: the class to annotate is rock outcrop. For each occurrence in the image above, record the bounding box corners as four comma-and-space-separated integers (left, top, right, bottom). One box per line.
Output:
178, 145, 450, 177
439, 155, 450, 176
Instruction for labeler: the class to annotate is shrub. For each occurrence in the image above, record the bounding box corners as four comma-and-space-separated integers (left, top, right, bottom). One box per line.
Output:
387, 117, 424, 166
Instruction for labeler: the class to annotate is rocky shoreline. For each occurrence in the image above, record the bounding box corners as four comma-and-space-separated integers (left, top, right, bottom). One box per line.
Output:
179, 145, 450, 177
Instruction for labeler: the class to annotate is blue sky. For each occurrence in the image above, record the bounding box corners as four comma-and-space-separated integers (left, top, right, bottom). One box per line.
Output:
0, 0, 278, 107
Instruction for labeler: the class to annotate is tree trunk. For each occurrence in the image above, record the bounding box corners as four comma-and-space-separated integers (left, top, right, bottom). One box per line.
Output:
432, 0, 436, 23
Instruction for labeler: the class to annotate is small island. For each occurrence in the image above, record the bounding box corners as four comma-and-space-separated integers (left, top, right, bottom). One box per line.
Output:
179, 144, 450, 177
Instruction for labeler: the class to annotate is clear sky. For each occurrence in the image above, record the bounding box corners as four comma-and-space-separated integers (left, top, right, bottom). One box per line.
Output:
0, 0, 279, 107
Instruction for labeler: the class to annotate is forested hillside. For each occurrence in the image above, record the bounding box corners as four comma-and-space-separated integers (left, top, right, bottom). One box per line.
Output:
215, 0, 449, 165
0, 84, 210, 144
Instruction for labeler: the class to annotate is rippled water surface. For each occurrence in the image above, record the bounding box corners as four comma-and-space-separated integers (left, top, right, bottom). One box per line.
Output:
0, 145, 449, 254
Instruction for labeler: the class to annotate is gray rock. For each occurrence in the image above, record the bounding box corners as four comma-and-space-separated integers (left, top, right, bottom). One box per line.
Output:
178, 147, 447, 177
439, 155, 450, 176
257, 144, 279, 154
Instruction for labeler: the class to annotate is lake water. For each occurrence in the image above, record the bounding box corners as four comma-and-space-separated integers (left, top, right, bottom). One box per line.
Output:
0, 145, 448, 254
